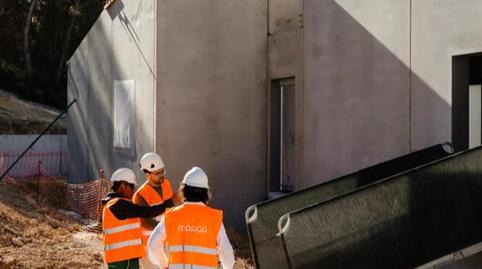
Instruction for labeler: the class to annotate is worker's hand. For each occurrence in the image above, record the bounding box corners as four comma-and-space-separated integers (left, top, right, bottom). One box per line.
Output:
171, 191, 183, 206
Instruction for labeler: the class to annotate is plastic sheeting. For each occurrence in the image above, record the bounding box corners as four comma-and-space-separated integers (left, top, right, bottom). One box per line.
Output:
245, 143, 453, 269
113, 80, 135, 149
278, 146, 482, 269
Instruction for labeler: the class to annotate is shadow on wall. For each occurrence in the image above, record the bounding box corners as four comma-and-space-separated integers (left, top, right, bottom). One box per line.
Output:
109, 0, 156, 77
69, 0, 154, 182
303, 0, 452, 187
281, 1, 482, 268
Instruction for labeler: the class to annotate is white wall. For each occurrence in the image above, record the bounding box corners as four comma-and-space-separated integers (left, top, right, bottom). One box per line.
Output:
68, 0, 157, 183
469, 85, 482, 149
412, 0, 482, 150
0, 135, 67, 177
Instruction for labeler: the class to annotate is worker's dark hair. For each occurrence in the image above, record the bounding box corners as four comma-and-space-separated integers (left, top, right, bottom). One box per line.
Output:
183, 185, 209, 204
112, 181, 122, 191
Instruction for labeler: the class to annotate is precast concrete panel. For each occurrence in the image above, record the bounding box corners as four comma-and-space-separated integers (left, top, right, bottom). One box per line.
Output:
411, 0, 482, 150
268, 0, 302, 35
110, 0, 156, 179
68, 44, 91, 182
68, 0, 157, 182
302, 0, 410, 187
156, 0, 267, 229
268, 31, 302, 79
86, 12, 113, 179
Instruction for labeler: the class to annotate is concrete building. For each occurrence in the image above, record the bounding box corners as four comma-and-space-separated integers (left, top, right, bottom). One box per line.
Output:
68, 0, 482, 229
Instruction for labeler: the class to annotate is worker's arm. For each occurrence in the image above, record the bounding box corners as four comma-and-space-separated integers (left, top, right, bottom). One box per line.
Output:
162, 197, 175, 207
133, 193, 162, 229
217, 224, 235, 269
169, 192, 182, 206
109, 199, 168, 220
147, 215, 168, 268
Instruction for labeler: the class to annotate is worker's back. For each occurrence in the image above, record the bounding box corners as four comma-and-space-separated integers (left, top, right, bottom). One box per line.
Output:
165, 203, 222, 267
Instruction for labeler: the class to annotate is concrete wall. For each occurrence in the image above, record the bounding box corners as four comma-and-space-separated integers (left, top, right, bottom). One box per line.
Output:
0, 135, 67, 177
68, 0, 157, 183
68, 0, 482, 229
0, 135, 66, 152
301, 0, 482, 187
411, 0, 482, 150
302, 0, 411, 187
155, 0, 267, 229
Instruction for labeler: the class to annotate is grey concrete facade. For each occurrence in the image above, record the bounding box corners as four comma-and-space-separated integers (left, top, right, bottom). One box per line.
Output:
299, 0, 482, 187
301, 0, 411, 187
69, 0, 267, 229
68, 0, 157, 182
154, 0, 267, 228
69, 0, 482, 228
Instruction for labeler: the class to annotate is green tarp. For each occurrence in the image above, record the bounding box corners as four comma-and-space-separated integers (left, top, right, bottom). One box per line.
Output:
246, 143, 452, 269
278, 146, 482, 268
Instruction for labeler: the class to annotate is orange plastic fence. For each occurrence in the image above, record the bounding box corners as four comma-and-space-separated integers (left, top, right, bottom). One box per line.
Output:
66, 178, 111, 221
1, 151, 110, 231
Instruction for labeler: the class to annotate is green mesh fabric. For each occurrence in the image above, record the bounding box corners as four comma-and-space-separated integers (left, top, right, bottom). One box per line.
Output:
279, 146, 482, 269
246, 143, 452, 269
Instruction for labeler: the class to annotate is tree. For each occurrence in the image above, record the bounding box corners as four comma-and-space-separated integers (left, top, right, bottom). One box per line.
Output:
24, 0, 38, 83
1, 0, 105, 108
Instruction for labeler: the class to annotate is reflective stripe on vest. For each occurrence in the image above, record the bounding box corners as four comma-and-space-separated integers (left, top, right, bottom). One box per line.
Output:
104, 238, 142, 251
102, 198, 144, 263
142, 230, 152, 236
168, 264, 217, 269
167, 245, 217, 255
104, 222, 141, 235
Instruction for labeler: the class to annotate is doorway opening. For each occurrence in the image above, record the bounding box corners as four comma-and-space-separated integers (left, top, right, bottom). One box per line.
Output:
452, 54, 482, 151
269, 78, 296, 194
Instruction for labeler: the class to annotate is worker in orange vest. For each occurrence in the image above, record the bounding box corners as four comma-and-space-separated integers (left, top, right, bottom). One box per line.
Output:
133, 152, 181, 269
147, 166, 235, 269
102, 167, 171, 269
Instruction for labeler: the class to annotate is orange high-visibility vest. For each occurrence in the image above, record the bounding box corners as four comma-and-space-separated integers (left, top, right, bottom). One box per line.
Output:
165, 203, 223, 268
134, 179, 173, 205
133, 179, 173, 244
102, 198, 144, 264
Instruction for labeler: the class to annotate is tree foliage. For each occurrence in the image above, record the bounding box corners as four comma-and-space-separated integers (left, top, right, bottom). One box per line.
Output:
0, 0, 105, 109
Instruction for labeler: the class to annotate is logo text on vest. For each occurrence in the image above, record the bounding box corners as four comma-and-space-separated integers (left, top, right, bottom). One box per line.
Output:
177, 225, 208, 233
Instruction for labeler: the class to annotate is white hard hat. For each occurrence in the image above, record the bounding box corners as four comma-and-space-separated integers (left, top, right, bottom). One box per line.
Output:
182, 167, 209, 189
111, 168, 137, 185
140, 152, 165, 172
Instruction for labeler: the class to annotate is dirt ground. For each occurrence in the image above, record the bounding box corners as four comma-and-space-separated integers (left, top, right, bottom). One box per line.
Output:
0, 179, 253, 269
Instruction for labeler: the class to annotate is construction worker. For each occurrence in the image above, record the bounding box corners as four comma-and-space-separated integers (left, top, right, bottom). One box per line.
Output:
102, 167, 171, 269
147, 166, 235, 269
133, 152, 180, 269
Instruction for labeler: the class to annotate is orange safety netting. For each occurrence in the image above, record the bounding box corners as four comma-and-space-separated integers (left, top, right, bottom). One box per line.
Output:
66, 178, 111, 222
1, 151, 110, 232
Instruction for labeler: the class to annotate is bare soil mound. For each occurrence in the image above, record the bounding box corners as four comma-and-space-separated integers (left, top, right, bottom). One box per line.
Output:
0, 180, 103, 269
0, 90, 66, 134
0, 179, 253, 269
